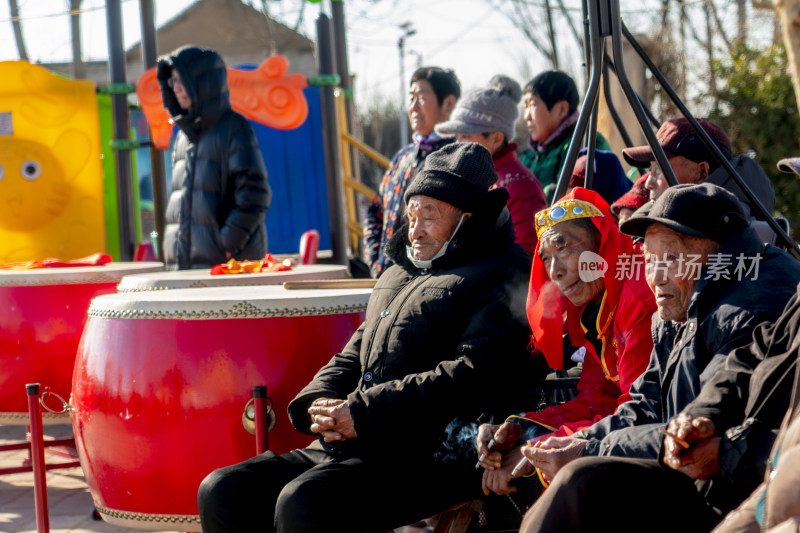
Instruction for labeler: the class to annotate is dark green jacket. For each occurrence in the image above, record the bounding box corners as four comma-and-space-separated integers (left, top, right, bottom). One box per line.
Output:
520, 124, 610, 203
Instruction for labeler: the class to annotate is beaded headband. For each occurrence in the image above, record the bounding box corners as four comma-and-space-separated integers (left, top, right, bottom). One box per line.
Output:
535, 199, 605, 240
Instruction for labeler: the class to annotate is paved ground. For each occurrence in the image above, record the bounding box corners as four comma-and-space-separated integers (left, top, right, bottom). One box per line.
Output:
0, 424, 179, 533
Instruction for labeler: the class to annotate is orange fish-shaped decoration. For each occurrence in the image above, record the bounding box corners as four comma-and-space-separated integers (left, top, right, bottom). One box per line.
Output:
136, 55, 309, 149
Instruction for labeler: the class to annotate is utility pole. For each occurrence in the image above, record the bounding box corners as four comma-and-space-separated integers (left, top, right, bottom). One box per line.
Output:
398, 22, 416, 146
106, 0, 135, 261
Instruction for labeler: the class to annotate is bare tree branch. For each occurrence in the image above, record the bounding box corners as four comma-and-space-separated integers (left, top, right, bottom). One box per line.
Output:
544, 0, 559, 69
679, 0, 687, 99
554, 0, 584, 51
705, 0, 718, 113
293, 0, 306, 32
707, 0, 733, 53
499, 0, 553, 64
259, 0, 277, 57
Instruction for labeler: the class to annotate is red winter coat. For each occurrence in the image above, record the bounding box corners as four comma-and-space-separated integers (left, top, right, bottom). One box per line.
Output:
491, 144, 546, 256
523, 187, 656, 439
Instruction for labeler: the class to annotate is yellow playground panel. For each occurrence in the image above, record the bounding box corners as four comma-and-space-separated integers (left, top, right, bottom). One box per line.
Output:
0, 61, 105, 263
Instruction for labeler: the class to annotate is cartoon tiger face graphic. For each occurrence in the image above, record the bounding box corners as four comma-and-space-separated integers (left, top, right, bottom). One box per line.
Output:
0, 137, 71, 231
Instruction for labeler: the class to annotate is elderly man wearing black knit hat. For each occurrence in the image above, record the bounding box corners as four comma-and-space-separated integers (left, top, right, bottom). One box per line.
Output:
198, 142, 545, 533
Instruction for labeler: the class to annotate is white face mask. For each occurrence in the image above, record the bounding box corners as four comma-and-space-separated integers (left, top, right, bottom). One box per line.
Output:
406, 213, 469, 270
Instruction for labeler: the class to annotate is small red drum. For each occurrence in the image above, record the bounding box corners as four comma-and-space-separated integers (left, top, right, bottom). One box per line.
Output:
0, 262, 163, 424
116, 263, 348, 292
71, 285, 371, 530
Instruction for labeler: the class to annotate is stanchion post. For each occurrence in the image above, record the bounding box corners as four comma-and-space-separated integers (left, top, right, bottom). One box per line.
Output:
26, 383, 50, 533
253, 386, 269, 455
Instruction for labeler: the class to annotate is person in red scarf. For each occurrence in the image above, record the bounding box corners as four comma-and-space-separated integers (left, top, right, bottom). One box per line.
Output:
476, 187, 656, 498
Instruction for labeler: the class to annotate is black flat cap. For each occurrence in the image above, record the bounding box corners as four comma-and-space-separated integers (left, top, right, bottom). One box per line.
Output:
620, 183, 748, 244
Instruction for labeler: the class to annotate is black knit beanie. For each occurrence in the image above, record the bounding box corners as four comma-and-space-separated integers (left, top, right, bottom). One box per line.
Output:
404, 143, 498, 212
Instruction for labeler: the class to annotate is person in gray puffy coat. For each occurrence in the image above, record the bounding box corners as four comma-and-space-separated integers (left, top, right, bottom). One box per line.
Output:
157, 45, 270, 270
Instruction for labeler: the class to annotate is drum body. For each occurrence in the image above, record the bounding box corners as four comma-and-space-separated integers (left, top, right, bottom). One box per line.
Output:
71, 285, 370, 530
0, 263, 163, 423
116, 264, 349, 292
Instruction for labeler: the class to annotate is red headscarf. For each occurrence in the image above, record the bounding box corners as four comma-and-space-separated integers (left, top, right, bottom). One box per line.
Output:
526, 187, 635, 370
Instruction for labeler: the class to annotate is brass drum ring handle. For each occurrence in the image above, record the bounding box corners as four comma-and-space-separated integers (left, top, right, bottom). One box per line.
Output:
40, 388, 71, 415
242, 397, 276, 434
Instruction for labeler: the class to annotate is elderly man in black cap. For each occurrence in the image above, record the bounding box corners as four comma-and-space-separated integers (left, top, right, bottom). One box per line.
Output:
198, 143, 542, 533
513, 183, 800, 533
622, 118, 775, 221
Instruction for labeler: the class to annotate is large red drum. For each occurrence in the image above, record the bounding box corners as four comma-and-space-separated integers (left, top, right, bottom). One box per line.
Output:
71, 285, 371, 530
0, 262, 163, 424
116, 263, 348, 292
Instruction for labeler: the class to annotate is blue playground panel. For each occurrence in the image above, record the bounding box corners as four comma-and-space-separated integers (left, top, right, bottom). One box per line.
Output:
252, 85, 331, 254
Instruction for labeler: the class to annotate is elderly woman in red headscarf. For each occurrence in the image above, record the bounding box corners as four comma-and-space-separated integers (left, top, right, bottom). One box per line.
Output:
475, 187, 656, 496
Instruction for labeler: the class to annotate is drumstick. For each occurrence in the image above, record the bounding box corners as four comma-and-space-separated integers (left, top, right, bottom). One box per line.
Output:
283, 279, 378, 290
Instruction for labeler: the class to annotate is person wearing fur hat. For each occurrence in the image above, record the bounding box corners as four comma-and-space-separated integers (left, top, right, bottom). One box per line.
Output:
475, 188, 656, 511
436, 75, 546, 255
198, 142, 545, 533
157, 45, 270, 270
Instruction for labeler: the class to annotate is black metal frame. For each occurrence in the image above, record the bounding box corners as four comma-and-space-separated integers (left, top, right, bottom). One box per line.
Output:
552, 0, 800, 258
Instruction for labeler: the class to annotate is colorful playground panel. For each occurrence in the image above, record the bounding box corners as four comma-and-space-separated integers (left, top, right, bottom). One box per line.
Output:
0, 61, 106, 263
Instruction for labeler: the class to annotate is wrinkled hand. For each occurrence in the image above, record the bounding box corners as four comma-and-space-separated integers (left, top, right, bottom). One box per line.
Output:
521, 436, 587, 484
307, 398, 357, 442
482, 447, 527, 496
663, 414, 720, 480
476, 422, 523, 471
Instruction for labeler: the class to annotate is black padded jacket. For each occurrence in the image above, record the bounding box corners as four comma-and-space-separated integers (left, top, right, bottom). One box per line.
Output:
157, 46, 270, 270
288, 189, 546, 460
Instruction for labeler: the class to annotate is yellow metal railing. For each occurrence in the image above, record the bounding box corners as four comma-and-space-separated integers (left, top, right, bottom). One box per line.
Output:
334, 88, 390, 255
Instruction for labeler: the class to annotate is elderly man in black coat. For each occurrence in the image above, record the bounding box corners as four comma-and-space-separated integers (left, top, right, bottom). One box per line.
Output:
198, 142, 543, 532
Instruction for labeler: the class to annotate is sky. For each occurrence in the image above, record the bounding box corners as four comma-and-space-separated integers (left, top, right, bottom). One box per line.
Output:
0, 0, 778, 107
0, 0, 580, 104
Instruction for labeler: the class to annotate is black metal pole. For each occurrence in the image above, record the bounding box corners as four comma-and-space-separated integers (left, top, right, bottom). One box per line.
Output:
622, 22, 799, 257
106, 0, 135, 261
585, 39, 604, 192
581, 0, 590, 90
316, 14, 347, 265
553, 0, 604, 203
607, 0, 678, 188
139, 0, 166, 262
331, 1, 351, 95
